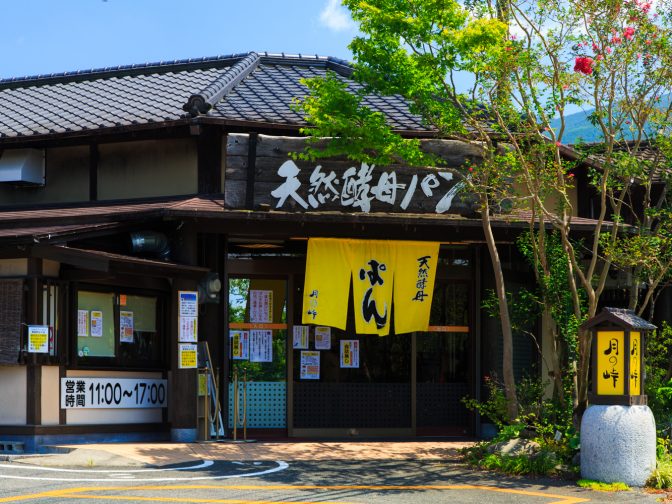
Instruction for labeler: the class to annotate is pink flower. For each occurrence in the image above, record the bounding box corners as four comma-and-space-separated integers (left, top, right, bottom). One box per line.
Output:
568, 173, 575, 179
555, 141, 562, 147
606, 47, 613, 54
612, 35, 622, 44
592, 42, 599, 51
574, 56, 594, 75
624, 27, 635, 40
645, 39, 652, 45
596, 54, 604, 61
562, 84, 569, 90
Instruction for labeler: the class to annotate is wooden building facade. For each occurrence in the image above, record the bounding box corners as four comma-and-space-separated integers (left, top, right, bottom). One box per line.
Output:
0, 52, 592, 449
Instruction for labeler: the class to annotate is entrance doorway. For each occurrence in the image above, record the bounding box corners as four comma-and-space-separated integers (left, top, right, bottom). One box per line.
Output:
227, 277, 288, 435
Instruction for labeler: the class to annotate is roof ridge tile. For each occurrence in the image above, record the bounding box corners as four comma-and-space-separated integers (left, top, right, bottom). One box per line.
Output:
183, 52, 261, 116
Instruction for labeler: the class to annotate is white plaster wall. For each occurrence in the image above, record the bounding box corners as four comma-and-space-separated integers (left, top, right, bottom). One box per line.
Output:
65, 370, 163, 425
0, 259, 27, 277
0, 366, 26, 424
41, 366, 60, 425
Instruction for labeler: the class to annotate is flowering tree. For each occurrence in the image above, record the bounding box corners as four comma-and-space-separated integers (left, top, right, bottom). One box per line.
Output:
295, 0, 672, 424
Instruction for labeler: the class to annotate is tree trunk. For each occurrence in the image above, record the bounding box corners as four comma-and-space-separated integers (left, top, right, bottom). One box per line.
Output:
482, 202, 519, 421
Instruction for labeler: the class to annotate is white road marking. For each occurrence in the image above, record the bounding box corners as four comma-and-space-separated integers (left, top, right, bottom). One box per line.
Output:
0, 460, 214, 473
0, 460, 289, 482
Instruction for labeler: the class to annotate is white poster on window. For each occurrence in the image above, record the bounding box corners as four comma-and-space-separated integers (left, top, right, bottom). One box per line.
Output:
250, 329, 273, 362
119, 311, 134, 343
314, 326, 331, 350
340, 340, 360, 368
28, 325, 49, 353
77, 310, 89, 337
249, 290, 273, 323
90, 311, 103, 337
179, 316, 198, 343
293, 325, 309, 349
230, 330, 249, 360
179, 291, 198, 317
300, 351, 320, 380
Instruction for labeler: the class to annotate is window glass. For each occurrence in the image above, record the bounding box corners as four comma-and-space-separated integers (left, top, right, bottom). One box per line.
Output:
119, 294, 161, 363
77, 290, 115, 358
228, 277, 287, 382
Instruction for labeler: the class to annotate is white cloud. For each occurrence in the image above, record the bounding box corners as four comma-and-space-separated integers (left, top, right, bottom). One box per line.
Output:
319, 0, 355, 32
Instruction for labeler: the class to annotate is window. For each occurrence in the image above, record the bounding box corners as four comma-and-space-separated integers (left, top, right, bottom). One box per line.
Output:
76, 287, 164, 368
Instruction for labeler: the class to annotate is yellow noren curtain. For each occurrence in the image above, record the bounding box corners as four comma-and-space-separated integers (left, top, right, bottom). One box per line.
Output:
393, 241, 440, 334
302, 238, 352, 329
302, 238, 440, 336
350, 240, 396, 336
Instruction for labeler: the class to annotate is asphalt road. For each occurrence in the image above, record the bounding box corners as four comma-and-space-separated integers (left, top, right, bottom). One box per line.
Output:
0, 458, 663, 504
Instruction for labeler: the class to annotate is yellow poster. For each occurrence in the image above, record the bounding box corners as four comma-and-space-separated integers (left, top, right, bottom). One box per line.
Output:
596, 331, 625, 395
178, 343, 197, 369
350, 240, 396, 336
393, 241, 440, 334
630, 331, 641, 395
302, 238, 352, 329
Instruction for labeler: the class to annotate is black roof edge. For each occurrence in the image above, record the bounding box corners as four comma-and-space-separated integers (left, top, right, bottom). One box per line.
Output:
0, 51, 354, 91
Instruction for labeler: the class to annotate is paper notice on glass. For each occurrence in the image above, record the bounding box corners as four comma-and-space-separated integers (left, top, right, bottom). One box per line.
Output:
28, 325, 49, 353
293, 325, 309, 349
77, 310, 89, 337
250, 290, 273, 323
230, 330, 249, 360
340, 340, 360, 368
119, 311, 134, 343
178, 343, 198, 369
179, 291, 198, 317
300, 351, 320, 379
314, 326, 331, 350
90, 311, 103, 337
250, 330, 273, 362
179, 316, 198, 342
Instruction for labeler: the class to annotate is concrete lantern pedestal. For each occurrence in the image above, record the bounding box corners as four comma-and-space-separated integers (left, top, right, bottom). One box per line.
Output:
580, 404, 656, 486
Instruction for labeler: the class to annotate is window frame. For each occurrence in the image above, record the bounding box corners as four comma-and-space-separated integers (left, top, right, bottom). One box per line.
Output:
71, 283, 167, 370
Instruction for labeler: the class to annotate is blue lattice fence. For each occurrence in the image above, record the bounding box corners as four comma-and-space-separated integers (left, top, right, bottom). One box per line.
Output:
228, 381, 286, 428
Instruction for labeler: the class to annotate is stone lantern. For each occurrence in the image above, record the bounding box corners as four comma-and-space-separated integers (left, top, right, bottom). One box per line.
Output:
579, 307, 657, 486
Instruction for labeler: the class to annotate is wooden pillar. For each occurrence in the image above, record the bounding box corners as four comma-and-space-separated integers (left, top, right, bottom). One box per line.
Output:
26, 258, 42, 426
169, 224, 199, 442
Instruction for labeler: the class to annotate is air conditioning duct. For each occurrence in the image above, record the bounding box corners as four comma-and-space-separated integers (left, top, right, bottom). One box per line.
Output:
0, 149, 45, 185
130, 231, 171, 261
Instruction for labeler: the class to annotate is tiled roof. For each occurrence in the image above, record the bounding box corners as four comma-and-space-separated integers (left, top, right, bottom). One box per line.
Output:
0, 52, 428, 139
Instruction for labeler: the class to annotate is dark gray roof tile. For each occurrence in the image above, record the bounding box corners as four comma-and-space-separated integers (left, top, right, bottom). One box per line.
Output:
0, 52, 429, 139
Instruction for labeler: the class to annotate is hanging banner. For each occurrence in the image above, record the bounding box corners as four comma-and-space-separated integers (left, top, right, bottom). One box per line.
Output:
393, 241, 440, 334
302, 238, 352, 329
351, 240, 396, 336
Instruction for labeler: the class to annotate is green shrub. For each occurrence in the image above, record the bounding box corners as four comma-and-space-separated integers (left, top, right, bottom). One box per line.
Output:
647, 459, 672, 489
577, 479, 630, 492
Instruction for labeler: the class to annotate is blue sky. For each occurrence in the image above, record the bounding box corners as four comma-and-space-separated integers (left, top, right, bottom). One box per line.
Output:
0, 0, 357, 79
